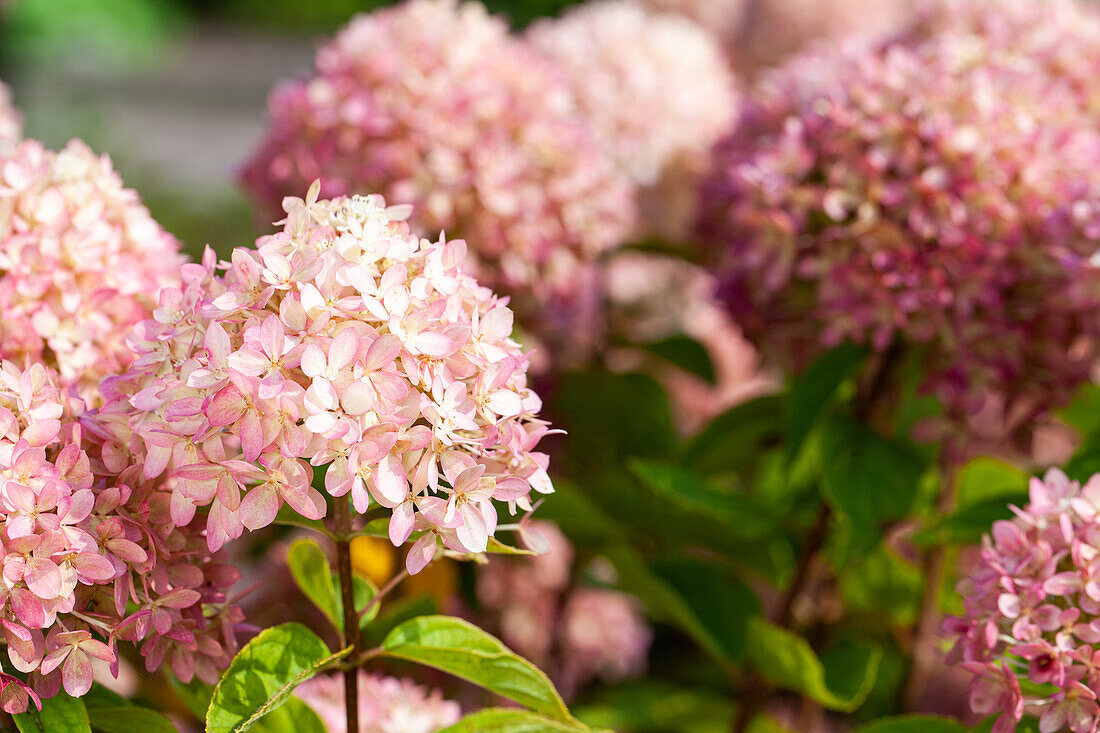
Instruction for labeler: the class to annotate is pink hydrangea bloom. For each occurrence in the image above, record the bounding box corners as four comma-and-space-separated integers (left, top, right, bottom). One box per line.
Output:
945, 468, 1100, 733
0, 360, 242, 713
560, 587, 652, 690
699, 30, 1100, 436
476, 520, 651, 697
295, 671, 460, 733
527, 0, 737, 189
239, 0, 636, 305
0, 82, 20, 152
102, 185, 553, 573
0, 139, 183, 402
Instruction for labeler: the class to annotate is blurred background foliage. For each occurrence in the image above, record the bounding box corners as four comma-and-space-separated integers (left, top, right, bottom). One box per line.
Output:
0, 0, 588, 261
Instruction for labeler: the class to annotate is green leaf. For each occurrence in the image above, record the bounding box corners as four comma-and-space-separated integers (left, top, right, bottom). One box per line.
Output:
207, 622, 349, 733
555, 371, 675, 468
639, 334, 716, 384
351, 517, 390, 539
486, 537, 537, 555
913, 495, 1027, 547
272, 505, 328, 535
440, 709, 593, 732
838, 548, 922, 626
1067, 433, 1100, 482
746, 619, 880, 712
954, 458, 1029, 507
1061, 383, 1100, 436
287, 539, 341, 631
349, 573, 379, 627
363, 594, 438, 647
604, 545, 733, 669
170, 677, 213, 720
575, 681, 734, 733
853, 716, 967, 733
784, 343, 865, 460
652, 557, 761, 664
819, 414, 926, 560
14, 693, 91, 733
680, 395, 783, 477
381, 615, 571, 721
86, 706, 177, 733
627, 459, 776, 540
82, 686, 177, 733
249, 698, 325, 733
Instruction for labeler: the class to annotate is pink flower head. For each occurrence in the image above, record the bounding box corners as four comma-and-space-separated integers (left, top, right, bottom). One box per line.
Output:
107, 186, 553, 572
528, 1, 737, 189
295, 671, 460, 733
949, 469, 1100, 731
0, 138, 183, 402
239, 0, 636, 362
700, 27, 1100, 441
0, 360, 243, 711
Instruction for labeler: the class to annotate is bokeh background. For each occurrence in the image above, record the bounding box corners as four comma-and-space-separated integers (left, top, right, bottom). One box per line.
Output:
0, 0, 601, 259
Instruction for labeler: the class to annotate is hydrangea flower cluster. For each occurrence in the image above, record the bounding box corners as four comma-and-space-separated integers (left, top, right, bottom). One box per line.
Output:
0, 360, 241, 712
239, 0, 636, 304
698, 30, 1100, 433
0, 81, 20, 152
910, 0, 1100, 95
527, 0, 737, 189
476, 521, 651, 697
101, 184, 553, 573
945, 469, 1100, 733
0, 139, 183, 402
294, 671, 460, 733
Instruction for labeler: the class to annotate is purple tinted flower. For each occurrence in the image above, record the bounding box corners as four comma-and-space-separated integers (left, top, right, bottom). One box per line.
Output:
700, 27, 1100, 438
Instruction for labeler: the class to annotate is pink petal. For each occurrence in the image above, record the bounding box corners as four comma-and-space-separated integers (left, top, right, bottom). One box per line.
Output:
369, 454, 407, 508
406, 533, 436, 575
389, 502, 415, 546
61, 649, 93, 697
23, 558, 62, 599
365, 334, 401, 370
455, 504, 488, 554
239, 484, 279, 531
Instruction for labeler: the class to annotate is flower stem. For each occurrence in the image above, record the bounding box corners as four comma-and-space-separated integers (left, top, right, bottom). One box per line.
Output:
333, 495, 360, 733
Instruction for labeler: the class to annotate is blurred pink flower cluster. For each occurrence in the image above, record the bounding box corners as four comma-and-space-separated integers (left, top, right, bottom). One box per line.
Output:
527, 0, 736, 189
239, 0, 635, 305
100, 184, 553, 573
295, 670, 460, 733
699, 28, 1100, 434
0, 81, 20, 152
476, 521, 651, 697
946, 469, 1100, 733
0, 139, 183, 403
0, 360, 242, 713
